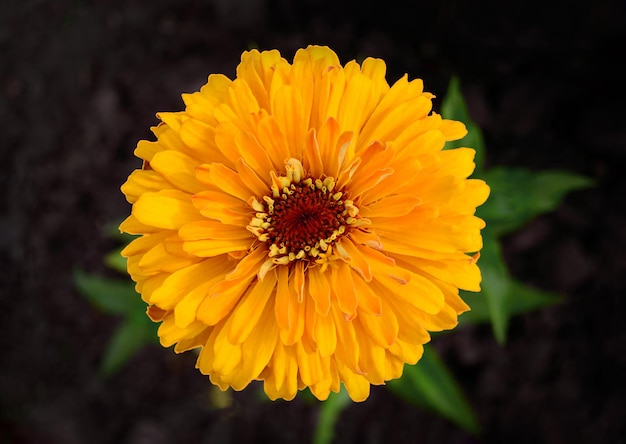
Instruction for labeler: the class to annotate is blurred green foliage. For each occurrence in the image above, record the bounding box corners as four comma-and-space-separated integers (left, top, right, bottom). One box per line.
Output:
74, 229, 157, 378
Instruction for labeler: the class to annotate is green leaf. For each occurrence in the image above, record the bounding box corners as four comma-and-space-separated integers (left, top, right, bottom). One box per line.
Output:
459, 229, 562, 340
477, 231, 511, 343
504, 280, 562, 316
74, 270, 139, 315
104, 247, 128, 274
298, 387, 318, 404
478, 167, 593, 237
440, 76, 486, 174
100, 315, 157, 377
459, 282, 561, 326
102, 220, 138, 243
387, 344, 480, 435
313, 388, 352, 444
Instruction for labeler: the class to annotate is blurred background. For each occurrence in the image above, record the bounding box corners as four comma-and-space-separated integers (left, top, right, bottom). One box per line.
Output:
2, 0, 625, 442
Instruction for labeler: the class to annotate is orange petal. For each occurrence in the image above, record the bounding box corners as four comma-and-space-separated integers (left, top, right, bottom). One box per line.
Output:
150, 150, 204, 194
307, 266, 331, 316
132, 190, 198, 230
227, 274, 277, 344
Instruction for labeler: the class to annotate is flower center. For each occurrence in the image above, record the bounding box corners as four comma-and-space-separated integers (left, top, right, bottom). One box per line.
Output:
247, 159, 359, 264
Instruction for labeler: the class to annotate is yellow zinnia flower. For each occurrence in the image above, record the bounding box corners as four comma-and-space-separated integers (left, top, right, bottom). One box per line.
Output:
120, 45, 489, 402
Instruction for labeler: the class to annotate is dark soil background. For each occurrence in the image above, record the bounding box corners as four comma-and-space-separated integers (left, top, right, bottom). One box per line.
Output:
2, 1, 625, 443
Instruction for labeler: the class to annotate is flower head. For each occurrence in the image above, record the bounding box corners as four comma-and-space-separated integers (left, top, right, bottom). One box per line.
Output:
120, 46, 489, 402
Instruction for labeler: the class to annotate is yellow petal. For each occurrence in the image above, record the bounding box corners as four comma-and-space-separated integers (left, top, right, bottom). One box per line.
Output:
237, 49, 283, 111
439, 118, 467, 141
178, 219, 251, 241
416, 302, 459, 331
224, 246, 268, 281
136, 278, 166, 307
438, 148, 477, 179
197, 275, 253, 326
338, 239, 372, 282
182, 238, 252, 257
278, 267, 306, 345
195, 330, 219, 373
134, 139, 163, 163
388, 338, 425, 366
302, 289, 317, 352
360, 57, 389, 100
376, 268, 445, 315
174, 330, 209, 353
218, 121, 275, 178
396, 253, 483, 292
385, 294, 431, 345
158, 316, 207, 348
374, 208, 484, 254
173, 259, 233, 328
182, 74, 230, 122
358, 94, 432, 147
227, 274, 277, 344
356, 75, 423, 142
191, 190, 251, 226
235, 158, 270, 198
289, 59, 315, 123
264, 341, 298, 401
392, 113, 443, 149
178, 118, 224, 163
214, 121, 249, 165
293, 45, 340, 66
150, 150, 204, 194
330, 306, 361, 373
240, 300, 279, 381
336, 360, 370, 402
330, 264, 358, 320
315, 117, 353, 179
310, 66, 345, 130
439, 279, 471, 314
307, 266, 331, 316
274, 265, 291, 331
346, 229, 382, 250
337, 72, 378, 155
303, 127, 324, 178
446, 179, 490, 213
352, 326, 387, 383
313, 310, 337, 358
360, 194, 422, 218
356, 297, 399, 348
342, 141, 393, 197
150, 259, 226, 309
225, 78, 260, 121
292, 260, 306, 302
211, 323, 243, 375
178, 218, 253, 257
121, 231, 170, 258
174, 280, 213, 328
195, 163, 255, 202
359, 156, 422, 205
132, 190, 198, 230
271, 85, 307, 159
138, 240, 199, 274
121, 169, 172, 204
254, 116, 291, 169
156, 111, 184, 132
295, 341, 327, 387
